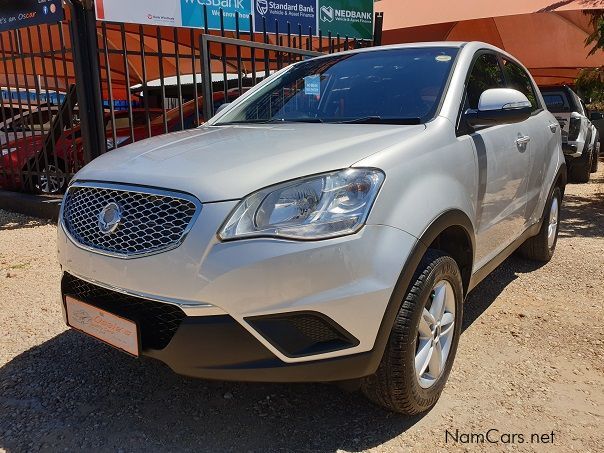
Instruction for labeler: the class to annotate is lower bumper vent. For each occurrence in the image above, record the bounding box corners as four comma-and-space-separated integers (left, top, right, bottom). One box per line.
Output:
247, 312, 359, 358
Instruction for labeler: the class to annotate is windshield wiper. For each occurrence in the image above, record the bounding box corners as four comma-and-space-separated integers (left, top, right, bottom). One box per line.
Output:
336, 116, 422, 125
269, 118, 325, 123
217, 118, 324, 125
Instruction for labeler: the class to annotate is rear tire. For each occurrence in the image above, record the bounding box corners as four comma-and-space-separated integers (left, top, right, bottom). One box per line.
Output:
518, 187, 561, 262
570, 147, 593, 183
361, 250, 463, 415
591, 134, 599, 173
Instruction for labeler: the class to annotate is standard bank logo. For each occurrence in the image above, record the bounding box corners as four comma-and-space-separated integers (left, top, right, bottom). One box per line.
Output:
256, 0, 268, 16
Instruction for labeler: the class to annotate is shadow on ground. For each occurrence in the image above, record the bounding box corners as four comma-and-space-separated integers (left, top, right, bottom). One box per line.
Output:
0, 330, 423, 452
558, 189, 604, 238
0, 209, 52, 231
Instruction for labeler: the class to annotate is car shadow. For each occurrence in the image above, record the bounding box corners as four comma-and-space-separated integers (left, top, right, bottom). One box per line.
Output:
0, 329, 425, 452
558, 191, 604, 239
462, 255, 544, 331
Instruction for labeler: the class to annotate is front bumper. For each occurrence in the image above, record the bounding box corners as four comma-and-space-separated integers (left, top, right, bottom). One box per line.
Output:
58, 201, 416, 380
562, 141, 583, 158
60, 274, 380, 382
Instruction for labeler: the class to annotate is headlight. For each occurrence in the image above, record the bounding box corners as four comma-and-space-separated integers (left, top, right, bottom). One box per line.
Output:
219, 168, 385, 241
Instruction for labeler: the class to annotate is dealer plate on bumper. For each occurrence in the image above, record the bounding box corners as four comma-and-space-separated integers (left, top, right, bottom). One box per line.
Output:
65, 296, 140, 356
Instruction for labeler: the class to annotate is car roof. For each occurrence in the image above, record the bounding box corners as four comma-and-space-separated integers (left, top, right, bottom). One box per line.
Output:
307, 41, 526, 68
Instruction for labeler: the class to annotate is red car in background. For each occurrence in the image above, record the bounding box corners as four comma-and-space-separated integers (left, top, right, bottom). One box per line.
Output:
0, 90, 241, 193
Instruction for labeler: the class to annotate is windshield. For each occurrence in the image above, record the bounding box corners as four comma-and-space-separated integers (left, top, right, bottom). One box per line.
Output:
212, 47, 458, 125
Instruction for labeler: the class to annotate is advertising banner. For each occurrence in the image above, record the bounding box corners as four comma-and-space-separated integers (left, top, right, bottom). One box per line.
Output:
318, 0, 373, 39
0, 0, 63, 33
95, 0, 251, 32
95, 0, 372, 38
181, 0, 252, 32
253, 0, 317, 35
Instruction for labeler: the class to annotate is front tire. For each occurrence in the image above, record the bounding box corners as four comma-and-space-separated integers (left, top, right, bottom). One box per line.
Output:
22, 159, 67, 194
361, 250, 463, 415
518, 187, 561, 262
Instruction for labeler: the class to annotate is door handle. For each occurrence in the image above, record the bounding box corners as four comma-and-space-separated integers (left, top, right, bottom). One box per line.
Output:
549, 123, 558, 133
516, 136, 531, 146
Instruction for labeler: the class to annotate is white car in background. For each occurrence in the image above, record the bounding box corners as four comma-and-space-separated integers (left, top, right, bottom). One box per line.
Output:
540, 85, 599, 182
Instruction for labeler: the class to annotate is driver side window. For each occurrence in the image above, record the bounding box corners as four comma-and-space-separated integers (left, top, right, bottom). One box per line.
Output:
458, 53, 505, 135
466, 53, 505, 110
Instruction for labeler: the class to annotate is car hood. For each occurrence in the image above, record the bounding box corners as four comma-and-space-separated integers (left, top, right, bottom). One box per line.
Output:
75, 123, 425, 202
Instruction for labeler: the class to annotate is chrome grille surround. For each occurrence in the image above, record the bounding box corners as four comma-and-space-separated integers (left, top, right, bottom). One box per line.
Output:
60, 181, 202, 259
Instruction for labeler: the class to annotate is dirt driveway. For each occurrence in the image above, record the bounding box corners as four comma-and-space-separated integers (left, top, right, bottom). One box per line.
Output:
1, 162, 603, 452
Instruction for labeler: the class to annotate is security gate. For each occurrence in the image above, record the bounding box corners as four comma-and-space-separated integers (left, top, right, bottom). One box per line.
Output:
0, 17, 78, 194
0, 1, 382, 195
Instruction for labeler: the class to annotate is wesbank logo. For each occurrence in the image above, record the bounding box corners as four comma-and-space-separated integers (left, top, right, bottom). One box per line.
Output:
183, 0, 245, 7
181, 0, 251, 31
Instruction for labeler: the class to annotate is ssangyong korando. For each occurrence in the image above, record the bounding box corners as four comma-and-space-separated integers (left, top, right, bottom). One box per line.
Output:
58, 42, 565, 414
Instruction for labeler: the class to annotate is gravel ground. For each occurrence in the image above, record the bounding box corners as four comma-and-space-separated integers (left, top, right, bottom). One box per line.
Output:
1, 161, 603, 452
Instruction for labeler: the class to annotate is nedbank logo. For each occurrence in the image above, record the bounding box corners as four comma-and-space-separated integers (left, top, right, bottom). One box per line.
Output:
320, 5, 334, 22
319, 4, 372, 23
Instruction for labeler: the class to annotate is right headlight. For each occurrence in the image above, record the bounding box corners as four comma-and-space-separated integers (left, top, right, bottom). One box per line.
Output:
219, 168, 385, 241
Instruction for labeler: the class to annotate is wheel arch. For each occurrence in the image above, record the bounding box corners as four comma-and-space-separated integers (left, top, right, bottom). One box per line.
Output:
421, 212, 475, 296
365, 209, 475, 375
555, 162, 567, 197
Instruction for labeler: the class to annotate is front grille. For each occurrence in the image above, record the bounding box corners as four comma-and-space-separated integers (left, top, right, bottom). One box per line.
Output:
62, 273, 186, 350
62, 183, 199, 258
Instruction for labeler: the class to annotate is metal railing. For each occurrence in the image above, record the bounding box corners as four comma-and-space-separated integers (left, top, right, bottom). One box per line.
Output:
0, 2, 381, 195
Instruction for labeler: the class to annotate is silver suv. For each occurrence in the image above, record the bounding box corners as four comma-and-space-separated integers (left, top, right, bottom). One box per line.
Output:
58, 42, 565, 415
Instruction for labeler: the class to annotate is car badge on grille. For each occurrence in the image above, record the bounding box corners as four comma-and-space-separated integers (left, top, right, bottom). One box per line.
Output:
98, 202, 122, 235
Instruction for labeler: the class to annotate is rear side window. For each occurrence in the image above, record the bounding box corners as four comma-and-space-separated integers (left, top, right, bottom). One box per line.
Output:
542, 91, 570, 113
465, 53, 505, 110
501, 58, 539, 111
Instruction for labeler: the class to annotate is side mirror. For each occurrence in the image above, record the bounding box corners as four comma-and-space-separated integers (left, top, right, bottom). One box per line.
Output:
465, 88, 532, 129
214, 103, 231, 116
590, 112, 603, 121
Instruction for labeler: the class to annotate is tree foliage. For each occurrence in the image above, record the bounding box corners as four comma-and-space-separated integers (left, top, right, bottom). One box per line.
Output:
585, 10, 604, 56
578, 10, 604, 107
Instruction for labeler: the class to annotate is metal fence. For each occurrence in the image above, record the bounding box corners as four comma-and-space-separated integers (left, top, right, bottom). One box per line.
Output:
0, 2, 381, 195
0, 19, 78, 194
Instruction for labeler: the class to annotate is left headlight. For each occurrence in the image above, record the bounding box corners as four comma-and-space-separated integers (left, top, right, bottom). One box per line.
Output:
219, 168, 385, 241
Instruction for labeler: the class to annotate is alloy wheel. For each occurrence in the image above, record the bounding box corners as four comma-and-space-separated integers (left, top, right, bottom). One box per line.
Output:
415, 280, 456, 389
36, 165, 66, 194
547, 196, 559, 250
